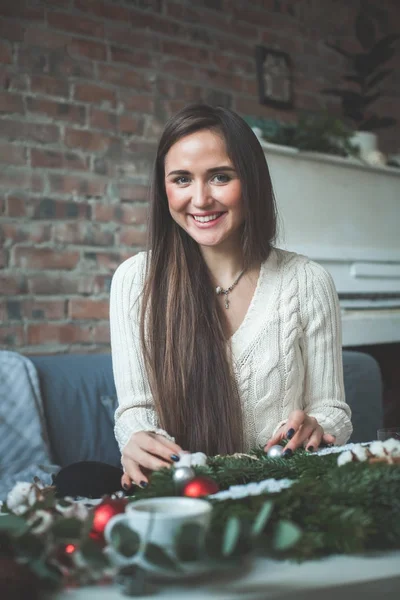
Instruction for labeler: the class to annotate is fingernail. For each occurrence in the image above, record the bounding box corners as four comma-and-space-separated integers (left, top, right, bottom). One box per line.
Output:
282, 448, 293, 458
170, 454, 180, 462
140, 481, 148, 488
306, 446, 314, 452
327, 443, 334, 448
286, 428, 295, 440
122, 483, 129, 490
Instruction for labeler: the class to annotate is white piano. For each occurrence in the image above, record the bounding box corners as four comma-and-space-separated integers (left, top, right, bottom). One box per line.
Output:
261, 142, 400, 347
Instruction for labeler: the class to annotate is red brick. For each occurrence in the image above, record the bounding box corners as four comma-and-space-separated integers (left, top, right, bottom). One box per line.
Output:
97, 63, 154, 91
1, 223, 51, 244
26, 273, 105, 295
23, 299, 66, 321
49, 54, 95, 79
0, 18, 24, 42
94, 203, 148, 225
31, 74, 69, 98
67, 39, 107, 62
0, 91, 24, 114
0, 325, 24, 347
89, 108, 117, 132
0, 4, 44, 21
110, 46, 153, 69
49, 174, 107, 197
24, 25, 70, 49
132, 9, 187, 36
0, 248, 8, 268
235, 96, 298, 123
0, 143, 27, 166
27, 323, 92, 346
74, 83, 117, 108
0, 40, 12, 64
83, 250, 131, 271
117, 183, 148, 203
26, 97, 85, 125
5, 195, 27, 217
119, 93, 154, 113
211, 52, 255, 76
48, 11, 104, 38
0, 273, 26, 295
31, 149, 88, 171
118, 114, 143, 135
0, 171, 44, 193
13, 247, 80, 270
74, 0, 132, 22
162, 41, 210, 65
53, 222, 114, 246
0, 120, 60, 144
17, 46, 49, 75
65, 128, 115, 152
162, 60, 197, 81
91, 322, 111, 344
197, 67, 244, 93
30, 198, 91, 220
118, 226, 147, 247
69, 298, 109, 320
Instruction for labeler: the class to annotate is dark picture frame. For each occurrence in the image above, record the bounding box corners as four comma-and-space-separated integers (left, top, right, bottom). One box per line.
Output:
255, 45, 293, 110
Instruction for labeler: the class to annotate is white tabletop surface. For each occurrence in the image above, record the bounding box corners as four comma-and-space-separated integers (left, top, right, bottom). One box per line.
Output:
56, 550, 400, 600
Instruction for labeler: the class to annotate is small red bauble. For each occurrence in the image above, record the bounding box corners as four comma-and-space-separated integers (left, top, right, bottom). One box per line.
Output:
183, 476, 219, 497
91, 498, 127, 542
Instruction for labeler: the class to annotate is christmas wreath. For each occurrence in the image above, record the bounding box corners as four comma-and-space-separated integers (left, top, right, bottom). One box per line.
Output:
1, 441, 400, 597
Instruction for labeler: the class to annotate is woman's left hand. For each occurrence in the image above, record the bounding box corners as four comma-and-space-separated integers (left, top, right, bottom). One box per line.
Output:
264, 410, 336, 456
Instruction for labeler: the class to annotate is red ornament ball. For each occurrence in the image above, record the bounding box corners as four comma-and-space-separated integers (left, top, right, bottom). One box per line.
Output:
183, 476, 219, 497
91, 498, 127, 541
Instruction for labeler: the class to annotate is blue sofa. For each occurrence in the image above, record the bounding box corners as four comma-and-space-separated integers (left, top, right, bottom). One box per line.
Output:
29, 351, 383, 469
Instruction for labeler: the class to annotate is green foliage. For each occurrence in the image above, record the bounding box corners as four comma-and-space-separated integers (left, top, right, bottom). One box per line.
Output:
244, 114, 360, 157
321, 9, 399, 131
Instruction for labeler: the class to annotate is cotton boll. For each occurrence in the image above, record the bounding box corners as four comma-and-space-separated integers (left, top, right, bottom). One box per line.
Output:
337, 450, 354, 466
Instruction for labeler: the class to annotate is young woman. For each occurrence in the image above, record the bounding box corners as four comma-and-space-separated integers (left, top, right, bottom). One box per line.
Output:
110, 104, 352, 491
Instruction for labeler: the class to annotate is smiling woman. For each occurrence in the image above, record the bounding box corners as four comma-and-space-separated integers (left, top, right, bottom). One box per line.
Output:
107, 104, 353, 493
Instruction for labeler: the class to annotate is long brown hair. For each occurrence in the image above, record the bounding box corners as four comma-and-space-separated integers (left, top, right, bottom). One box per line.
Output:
140, 104, 277, 455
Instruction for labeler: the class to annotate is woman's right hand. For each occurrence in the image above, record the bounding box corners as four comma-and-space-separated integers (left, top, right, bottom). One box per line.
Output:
121, 431, 183, 490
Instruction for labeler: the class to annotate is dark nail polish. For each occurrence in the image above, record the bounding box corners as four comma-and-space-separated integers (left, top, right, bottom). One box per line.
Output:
170, 454, 180, 462
286, 428, 295, 440
122, 483, 129, 490
282, 448, 293, 458
140, 481, 148, 488
307, 446, 314, 452
327, 443, 334, 448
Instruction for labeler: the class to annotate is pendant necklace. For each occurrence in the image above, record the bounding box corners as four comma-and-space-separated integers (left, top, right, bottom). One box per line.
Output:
216, 269, 245, 309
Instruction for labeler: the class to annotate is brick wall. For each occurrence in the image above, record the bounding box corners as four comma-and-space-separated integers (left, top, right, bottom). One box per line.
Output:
1, 0, 399, 355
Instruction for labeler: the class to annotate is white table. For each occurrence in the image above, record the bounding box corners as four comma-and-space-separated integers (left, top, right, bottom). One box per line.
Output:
57, 551, 400, 599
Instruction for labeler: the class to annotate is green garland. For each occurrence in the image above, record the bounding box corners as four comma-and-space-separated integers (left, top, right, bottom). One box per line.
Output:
136, 449, 400, 559
1, 449, 400, 595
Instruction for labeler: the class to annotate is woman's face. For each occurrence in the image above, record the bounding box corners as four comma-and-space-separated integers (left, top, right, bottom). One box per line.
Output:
164, 129, 244, 250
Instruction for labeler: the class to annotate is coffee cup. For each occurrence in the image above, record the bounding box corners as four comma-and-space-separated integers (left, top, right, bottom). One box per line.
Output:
104, 496, 212, 576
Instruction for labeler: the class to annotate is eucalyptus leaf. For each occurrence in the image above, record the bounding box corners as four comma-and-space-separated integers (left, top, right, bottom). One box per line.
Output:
109, 523, 140, 558
81, 537, 110, 569
273, 520, 302, 552
222, 516, 241, 557
0, 514, 28, 535
252, 501, 273, 537
175, 522, 205, 562
144, 543, 180, 571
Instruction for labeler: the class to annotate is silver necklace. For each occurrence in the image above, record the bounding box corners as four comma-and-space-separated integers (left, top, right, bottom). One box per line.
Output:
216, 269, 245, 309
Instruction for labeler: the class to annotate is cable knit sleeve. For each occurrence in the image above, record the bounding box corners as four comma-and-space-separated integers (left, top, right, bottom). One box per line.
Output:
110, 253, 174, 453
299, 260, 353, 445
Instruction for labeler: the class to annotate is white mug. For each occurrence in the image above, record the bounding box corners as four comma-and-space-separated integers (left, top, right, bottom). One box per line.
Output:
104, 496, 212, 575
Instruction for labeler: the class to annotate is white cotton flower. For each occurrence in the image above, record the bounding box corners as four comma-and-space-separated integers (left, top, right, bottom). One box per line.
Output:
6, 482, 37, 515
351, 445, 369, 462
382, 438, 400, 457
337, 450, 354, 466
190, 452, 208, 467
55, 500, 89, 521
369, 441, 386, 458
27, 509, 53, 534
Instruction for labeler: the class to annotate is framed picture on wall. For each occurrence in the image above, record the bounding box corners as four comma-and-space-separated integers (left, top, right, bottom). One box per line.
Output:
255, 45, 293, 110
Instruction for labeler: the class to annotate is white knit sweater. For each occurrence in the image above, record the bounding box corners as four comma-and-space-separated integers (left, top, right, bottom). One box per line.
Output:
110, 248, 353, 452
